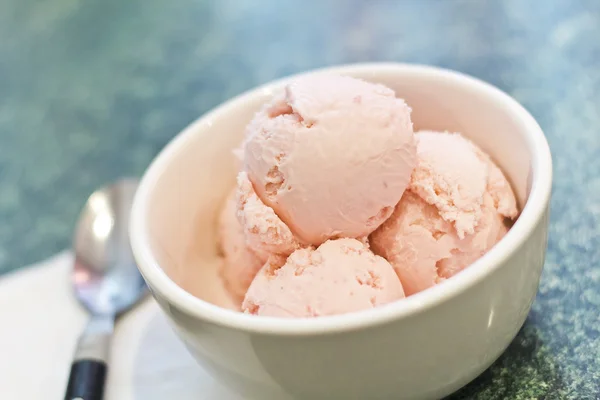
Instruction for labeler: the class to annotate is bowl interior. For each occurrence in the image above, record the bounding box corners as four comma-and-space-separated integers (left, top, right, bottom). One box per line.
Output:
141, 65, 535, 310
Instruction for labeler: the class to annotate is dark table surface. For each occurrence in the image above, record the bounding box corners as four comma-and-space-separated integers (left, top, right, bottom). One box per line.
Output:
1, 0, 599, 398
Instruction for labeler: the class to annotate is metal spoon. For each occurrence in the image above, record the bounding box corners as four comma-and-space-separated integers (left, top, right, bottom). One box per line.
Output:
65, 179, 146, 400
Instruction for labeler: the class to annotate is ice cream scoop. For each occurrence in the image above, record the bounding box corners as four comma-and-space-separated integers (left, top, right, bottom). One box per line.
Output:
219, 172, 304, 301
370, 131, 518, 295
218, 188, 265, 301
235, 171, 302, 262
242, 238, 405, 318
243, 74, 416, 245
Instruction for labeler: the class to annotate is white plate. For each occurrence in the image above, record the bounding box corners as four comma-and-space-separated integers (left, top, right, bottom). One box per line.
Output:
0, 252, 244, 400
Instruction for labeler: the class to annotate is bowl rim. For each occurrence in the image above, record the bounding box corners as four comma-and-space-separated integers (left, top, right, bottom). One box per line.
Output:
130, 62, 552, 335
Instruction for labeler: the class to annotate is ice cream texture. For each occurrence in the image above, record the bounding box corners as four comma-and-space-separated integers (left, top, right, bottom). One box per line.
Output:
242, 239, 405, 318
216, 74, 518, 317
235, 171, 301, 262
217, 189, 264, 300
243, 74, 416, 245
218, 171, 303, 299
370, 131, 518, 295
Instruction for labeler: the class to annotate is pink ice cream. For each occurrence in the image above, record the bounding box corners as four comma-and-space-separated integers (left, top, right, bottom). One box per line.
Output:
218, 172, 303, 300
370, 131, 518, 296
235, 171, 302, 262
218, 189, 265, 300
243, 74, 416, 245
242, 238, 405, 318
218, 75, 519, 316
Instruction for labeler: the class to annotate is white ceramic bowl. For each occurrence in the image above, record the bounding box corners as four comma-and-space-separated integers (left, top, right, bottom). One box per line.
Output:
130, 63, 552, 400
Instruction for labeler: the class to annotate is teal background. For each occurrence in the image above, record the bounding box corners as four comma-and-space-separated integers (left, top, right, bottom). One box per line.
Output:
1, 0, 599, 398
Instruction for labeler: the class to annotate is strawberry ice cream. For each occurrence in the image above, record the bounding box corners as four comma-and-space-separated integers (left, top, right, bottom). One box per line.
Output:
235, 171, 302, 262
370, 131, 518, 295
217, 74, 519, 316
218, 189, 264, 300
243, 74, 416, 245
242, 239, 405, 318
218, 172, 303, 300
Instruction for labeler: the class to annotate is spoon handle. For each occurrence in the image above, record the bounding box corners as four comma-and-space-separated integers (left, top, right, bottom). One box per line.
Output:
64, 315, 114, 400
65, 360, 107, 400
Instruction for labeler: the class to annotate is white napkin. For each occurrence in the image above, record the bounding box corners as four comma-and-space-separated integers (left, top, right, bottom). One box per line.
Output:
0, 252, 243, 400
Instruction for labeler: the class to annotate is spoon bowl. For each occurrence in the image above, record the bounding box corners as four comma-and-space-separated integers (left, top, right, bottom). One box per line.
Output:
72, 179, 146, 315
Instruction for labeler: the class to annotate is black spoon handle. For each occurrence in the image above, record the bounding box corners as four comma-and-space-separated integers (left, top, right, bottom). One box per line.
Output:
65, 316, 113, 400
65, 360, 107, 400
